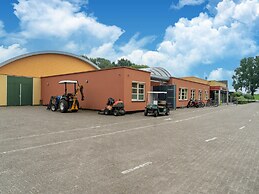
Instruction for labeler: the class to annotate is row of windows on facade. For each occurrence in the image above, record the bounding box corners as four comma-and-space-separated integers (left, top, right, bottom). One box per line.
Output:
179, 88, 208, 101
131, 82, 209, 102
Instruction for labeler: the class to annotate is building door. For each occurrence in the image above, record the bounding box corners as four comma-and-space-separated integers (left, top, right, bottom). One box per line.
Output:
153, 85, 176, 109
7, 76, 33, 106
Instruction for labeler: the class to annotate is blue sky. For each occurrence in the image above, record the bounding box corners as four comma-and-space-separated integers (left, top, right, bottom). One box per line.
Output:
0, 0, 259, 90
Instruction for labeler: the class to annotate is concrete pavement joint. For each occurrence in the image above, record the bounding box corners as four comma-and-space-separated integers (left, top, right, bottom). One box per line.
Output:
205, 137, 217, 142
121, 162, 152, 174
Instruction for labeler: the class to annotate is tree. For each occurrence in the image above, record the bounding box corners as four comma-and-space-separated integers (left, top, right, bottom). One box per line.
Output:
116, 58, 149, 69
89, 58, 113, 69
232, 57, 259, 96
82, 55, 148, 69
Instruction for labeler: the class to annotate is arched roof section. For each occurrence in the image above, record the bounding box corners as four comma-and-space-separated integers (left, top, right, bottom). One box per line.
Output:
141, 67, 171, 81
0, 51, 100, 77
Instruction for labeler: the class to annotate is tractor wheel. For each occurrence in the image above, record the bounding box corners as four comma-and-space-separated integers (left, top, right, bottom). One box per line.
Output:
154, 110, 158, 117
59, 100, 68, 113
50, 104, 57, 111
144, 109, 148, 116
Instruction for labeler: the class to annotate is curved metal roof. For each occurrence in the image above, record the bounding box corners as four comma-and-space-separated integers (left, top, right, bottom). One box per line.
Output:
141, 67, 171, 81
0, 50, 100, 70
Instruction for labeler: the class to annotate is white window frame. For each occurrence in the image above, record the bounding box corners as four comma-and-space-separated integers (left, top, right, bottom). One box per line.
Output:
205, 90, 208, 100
179, 88, 188, 100
191, 89, 195, 100
132, 82, 145, 101
198, 90, 202, 100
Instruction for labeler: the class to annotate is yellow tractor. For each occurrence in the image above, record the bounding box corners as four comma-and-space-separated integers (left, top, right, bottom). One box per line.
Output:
47, 80, 84, 113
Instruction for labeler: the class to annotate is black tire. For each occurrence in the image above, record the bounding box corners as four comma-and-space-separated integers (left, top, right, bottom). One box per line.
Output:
187, 104, 190, 108
50, 104, 56, 112
114, 109, 119, 116
119, 109, 125, 115
144, 109, 148, 116
153, 110, 158, 117
59, 100, 68, 113
104, 109, 109, 115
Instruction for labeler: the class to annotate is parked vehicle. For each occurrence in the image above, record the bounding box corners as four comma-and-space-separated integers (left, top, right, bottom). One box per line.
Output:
144, 91, 170, 117
47, 80, 84, 113
99, 98, 125, 116
187, 99, 205, 108
198, 100, 205, 108
187, 99, 199, 108
205, 98, 218, 107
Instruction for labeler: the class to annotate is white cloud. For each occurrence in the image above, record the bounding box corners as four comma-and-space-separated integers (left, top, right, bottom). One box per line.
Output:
0, 44, 27, 64
208, 67, 234, 90
1, 0, 259, 79
208, 67, 233, 80
171, 0, 206, 9
87, 33, 156, 62
10, 0, 123, 53
94, 0, 259, 77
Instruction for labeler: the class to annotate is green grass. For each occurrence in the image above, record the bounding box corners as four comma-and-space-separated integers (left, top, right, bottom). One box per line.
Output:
254, 94, 259, 100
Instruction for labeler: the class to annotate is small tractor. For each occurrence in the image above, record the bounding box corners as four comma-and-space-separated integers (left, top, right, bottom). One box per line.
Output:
99, 97, 126, 116
47, 80, 84, 113
144, 91, 170, 117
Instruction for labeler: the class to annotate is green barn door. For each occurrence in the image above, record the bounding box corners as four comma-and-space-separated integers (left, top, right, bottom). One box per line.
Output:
7, 76, 33, 106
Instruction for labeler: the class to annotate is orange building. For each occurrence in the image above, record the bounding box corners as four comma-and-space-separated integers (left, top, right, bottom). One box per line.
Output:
170, 77, 210, 108
41, 67, 150, 112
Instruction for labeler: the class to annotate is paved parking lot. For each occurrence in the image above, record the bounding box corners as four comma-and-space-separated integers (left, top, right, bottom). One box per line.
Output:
0, 103, 259, 193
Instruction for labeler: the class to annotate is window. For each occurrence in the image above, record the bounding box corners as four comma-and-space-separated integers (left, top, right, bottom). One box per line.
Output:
205, 90, 208, 100
179, 88, 188, 100
132, 82, 145, 101
198, 90, 202, 100
191, 89, 195, 100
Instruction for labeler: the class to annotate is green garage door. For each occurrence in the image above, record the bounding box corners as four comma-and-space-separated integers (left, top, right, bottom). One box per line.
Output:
7, 76, 33, 106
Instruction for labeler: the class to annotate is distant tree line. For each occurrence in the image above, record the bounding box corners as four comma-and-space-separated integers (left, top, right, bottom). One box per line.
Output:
82, 56, 149, 70
232, 56, 259, 96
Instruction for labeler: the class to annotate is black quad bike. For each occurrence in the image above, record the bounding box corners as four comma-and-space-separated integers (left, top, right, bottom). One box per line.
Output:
144, 91, 170, 117
99, 98, 125, 116
47, 80, 84, 113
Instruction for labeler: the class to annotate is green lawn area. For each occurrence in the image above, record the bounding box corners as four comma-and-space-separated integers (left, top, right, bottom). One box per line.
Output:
254, 94, 259, 100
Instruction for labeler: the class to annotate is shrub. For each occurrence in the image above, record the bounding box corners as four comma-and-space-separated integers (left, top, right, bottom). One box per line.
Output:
233, 92, 243, 97
236, 96, 248, 104
244, 93, 254, 100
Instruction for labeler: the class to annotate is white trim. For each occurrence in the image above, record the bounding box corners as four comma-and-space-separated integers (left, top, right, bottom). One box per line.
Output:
132, 82, 145, 101
179, 88, 188, 100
